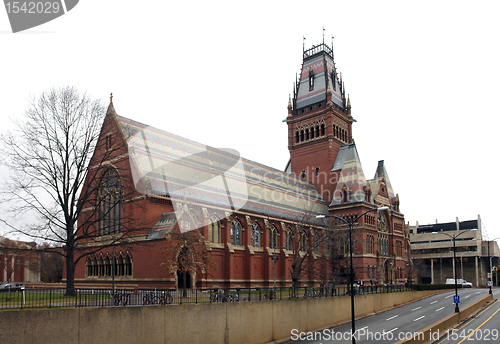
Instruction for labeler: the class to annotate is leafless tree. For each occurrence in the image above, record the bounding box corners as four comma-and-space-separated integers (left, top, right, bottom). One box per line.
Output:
286, 209, 331, 297
0, 86, 144, 295
39, 243, 64, 283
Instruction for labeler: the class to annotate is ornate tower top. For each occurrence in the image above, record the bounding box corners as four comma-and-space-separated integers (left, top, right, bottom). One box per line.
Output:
293, 42, 346, 116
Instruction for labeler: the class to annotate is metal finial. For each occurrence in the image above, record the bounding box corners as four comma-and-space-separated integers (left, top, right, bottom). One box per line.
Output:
303, 36, 306, 52
110, 92, 113, 102
323, 27, 325, 44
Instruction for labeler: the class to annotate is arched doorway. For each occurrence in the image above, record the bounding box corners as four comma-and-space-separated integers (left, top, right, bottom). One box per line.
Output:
384, 260, 390, 284
177, 270, 191, 289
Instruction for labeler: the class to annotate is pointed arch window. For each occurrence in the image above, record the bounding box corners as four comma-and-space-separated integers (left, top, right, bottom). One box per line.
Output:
208, 216, 221, 243
269, 226, 278, 249
98, 170, 123, 236
230, 220, 242, 245
367, 235, 374, 254
285, 228, 293, 250
250, 223, 260, 247
299, 231, 307, 252
124, 254, 132, 276
309, 69, 314, 91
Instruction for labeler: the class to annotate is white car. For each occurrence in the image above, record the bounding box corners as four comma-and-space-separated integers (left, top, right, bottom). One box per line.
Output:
0, 283, 25, 292
445, 278, 473, 287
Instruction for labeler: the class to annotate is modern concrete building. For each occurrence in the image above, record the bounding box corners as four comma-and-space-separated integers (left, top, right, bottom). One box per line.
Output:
409, 215, 500, 287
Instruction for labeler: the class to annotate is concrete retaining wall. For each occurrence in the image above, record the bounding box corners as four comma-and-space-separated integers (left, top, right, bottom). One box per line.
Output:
0, 290, 442, 344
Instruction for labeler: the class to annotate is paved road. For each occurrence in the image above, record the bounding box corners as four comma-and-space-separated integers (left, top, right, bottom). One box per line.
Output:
286, 288, 492, 344
432, 290, 500, 344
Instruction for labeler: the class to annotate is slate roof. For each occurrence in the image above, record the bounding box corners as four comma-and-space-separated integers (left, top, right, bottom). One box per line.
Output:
368, 160, 396, 204
330, 143, 369, 206
112, 112, 327, 223
296, 43, 345, 111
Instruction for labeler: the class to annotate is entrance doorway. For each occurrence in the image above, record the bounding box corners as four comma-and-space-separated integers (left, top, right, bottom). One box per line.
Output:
177, 271, 191, 289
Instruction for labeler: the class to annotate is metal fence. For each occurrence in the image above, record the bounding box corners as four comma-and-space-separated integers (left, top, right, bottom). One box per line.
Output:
0, 284, 409, 310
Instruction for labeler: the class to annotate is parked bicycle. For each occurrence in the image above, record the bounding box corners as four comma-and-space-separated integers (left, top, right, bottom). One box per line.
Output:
210, 289, 238, 302
303, 290, 318, 298
264, 290, 275, 300
142, 291, 173, 305
111, 291, 129, 306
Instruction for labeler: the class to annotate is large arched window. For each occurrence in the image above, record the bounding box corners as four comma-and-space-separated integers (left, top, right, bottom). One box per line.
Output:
250, 223, 260, 247
231, 220, 241, 245
98, 170, 123, 236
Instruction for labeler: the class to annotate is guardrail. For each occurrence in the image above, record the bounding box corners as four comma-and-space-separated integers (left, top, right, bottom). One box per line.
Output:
0, 284, 409, 310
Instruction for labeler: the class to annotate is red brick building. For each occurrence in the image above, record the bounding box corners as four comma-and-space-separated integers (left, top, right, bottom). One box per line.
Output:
73, 42, 408, 289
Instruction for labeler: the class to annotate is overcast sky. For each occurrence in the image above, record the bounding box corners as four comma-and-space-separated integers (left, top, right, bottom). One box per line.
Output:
1, 1, 499, 241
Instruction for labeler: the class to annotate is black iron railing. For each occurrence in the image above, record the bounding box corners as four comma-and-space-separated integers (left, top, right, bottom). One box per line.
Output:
0, 284, 410, 310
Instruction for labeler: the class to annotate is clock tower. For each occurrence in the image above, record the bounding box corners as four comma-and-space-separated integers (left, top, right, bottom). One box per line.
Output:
286, 42, 354, 205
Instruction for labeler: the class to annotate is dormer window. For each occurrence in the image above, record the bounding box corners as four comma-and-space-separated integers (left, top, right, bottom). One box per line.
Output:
330, 71, 337, 91
309, 69, 314, 91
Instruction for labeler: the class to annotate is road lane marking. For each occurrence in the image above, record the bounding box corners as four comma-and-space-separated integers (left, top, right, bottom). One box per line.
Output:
412, 307, 421, 311
465, 295, 470, 299
436, 307, 445, 312
355, 326, 368, 333
386, 315, 399, 321
383, 327, 398, 335
445, 294, 453, 298
414, 316, 425, 322
430, 300, 437, 304
457, 305, 500, 344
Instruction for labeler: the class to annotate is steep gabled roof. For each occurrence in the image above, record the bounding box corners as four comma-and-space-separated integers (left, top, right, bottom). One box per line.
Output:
113, 113, 327, 223
330, 143, 369, 206
368, 160, 396, 204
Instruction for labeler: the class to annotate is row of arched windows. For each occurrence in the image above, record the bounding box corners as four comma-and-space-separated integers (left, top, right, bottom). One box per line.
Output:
86, 253, 132, 278
207, 218, 310, 251
333, 124, 349, 143
295, 123, 326, 143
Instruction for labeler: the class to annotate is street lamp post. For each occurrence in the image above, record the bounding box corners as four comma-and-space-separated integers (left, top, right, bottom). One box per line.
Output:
432, 230, 471, 313
317, 206, 388, 344
460, 251, 469, 281
487, 237, 500, 294
272, 246, 285, 300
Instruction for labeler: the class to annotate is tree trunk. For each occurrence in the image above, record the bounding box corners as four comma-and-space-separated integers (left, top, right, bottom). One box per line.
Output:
65, 246, 76, 297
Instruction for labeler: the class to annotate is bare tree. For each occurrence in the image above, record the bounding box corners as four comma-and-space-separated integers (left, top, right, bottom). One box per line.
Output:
0, 86, 143, 295
286, 210, 331, 297
39, 243, 64, 283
